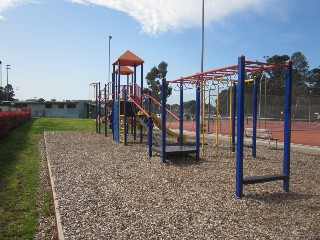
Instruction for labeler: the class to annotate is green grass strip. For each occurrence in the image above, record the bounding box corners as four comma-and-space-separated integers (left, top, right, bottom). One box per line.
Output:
0, 118, 96, 239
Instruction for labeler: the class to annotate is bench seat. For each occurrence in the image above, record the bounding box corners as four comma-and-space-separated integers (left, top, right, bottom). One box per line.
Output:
245, 128, 278, 148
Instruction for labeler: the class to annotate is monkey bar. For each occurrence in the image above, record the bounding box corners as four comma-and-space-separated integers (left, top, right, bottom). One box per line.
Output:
167, 55, 292, 198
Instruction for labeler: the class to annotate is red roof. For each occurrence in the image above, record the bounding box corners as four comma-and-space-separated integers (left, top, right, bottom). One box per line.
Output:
113, 50, 144, 67
115, 66, 134, 75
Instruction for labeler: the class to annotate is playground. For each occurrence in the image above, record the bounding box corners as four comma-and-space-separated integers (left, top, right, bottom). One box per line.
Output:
42, 51, 320, 238
44, 131, 320, 239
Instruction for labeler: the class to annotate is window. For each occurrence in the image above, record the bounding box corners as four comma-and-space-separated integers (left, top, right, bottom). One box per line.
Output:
58, 103, 64, 109
67, 103, 76, 109
45, 103, 52, 109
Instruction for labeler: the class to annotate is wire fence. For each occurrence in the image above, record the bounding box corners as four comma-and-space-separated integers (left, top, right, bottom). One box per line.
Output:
166, 90, 320, 130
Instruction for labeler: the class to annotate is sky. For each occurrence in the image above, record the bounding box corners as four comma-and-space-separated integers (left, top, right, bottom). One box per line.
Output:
0, 0, 319, 102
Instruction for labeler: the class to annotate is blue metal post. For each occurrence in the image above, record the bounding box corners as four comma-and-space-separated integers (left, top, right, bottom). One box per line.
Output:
95, 84, 98, 133
179, 82, 183, 146
161, 78, 167, 163
252, 76, 258, 157
140, 63, 144, 143
283, 60, 292, 192
236, 55, 245, 198
195, 83, 200, 161
105, 84, 107, 137
117, 61, 121, 99
131, 73, 134, 134
133, 65, 137, 140
98, 82, 101, 134
232, 83, 237, 152
112, 65, 115, 140
148, 90, 152, 158
123, 87, 127, 146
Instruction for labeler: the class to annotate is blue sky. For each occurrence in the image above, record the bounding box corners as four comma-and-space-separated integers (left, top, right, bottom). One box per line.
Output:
0, 0, 319, 102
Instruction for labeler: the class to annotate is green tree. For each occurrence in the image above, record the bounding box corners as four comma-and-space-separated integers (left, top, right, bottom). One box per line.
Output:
0, 86, 4, 101
308, 67, 320, 95
144, 61, 172, 104
265, 54, 290, 96
291, 52, 309, 86
291, 52, 310, 97
0, 84, 15, 101
184, 100, 196, 115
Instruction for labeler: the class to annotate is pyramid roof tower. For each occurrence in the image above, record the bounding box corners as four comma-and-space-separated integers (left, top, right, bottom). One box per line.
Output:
113, 50, 144, 67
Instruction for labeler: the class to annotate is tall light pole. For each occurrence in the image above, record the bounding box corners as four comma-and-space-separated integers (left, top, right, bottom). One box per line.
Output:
200, 0, 205, 130
6, 65, 11, 101
0, 61, 2, 88
201, 0, 204, 73
108, 36, 112, 84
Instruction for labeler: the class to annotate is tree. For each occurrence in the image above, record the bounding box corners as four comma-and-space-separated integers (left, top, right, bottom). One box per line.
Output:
0, 84, 15, 101
38, 98, 45, 102
291, 52, 310, 98
291, 52, 309, 87
265, 54, 290, 96
183, 100, 196, 115
144, 61, 172, 104
308, 68, 320, 95
0, 87, 4, 101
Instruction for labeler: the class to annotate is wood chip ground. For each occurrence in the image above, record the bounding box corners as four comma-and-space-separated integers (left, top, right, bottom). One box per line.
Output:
43, 131, 320, 239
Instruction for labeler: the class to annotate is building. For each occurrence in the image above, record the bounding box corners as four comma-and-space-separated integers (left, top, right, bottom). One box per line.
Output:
1, 100, 95, 118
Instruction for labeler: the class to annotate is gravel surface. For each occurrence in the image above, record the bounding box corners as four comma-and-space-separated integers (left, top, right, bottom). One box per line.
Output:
44, 131, 320, 239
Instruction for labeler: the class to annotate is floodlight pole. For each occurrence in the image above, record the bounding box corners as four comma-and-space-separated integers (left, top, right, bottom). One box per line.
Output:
200, 0, 205, 129
201, 0, 204, 73
0, 61, 2, 88
6, 65, 11, 101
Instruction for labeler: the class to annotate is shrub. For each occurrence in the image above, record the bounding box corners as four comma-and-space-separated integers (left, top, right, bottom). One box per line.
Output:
0, 111, 31, 138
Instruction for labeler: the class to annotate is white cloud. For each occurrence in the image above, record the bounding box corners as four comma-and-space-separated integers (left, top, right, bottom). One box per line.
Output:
0, 0, 38, 20
67, 0, 278, 35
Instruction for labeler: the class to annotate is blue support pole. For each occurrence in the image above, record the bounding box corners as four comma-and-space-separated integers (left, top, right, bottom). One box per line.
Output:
117, 61, 121, 99
133, 66, 137, 140
236, 55, 245, 198
105, 84, 107, 137
179, 82, 183, 146
98, 82, 101, 134
123, 87, 127, 146
140, 63, 144, 143
112, 66, 116, 140
283, 60, 292, 192
252, 76, 258, 157
161, 78, 167, 163
131, 73, 134, 134
195, 83, 200, 161
232, 83, 237, 152
95, 84, 98, 133
148, 90, 152, 158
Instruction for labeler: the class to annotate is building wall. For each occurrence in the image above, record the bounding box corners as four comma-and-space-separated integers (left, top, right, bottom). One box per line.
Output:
27, 101, 89, 118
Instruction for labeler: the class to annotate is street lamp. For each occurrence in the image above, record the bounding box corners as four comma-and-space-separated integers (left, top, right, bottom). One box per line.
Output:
108, 35, 112, 84
6, 65, 11, 101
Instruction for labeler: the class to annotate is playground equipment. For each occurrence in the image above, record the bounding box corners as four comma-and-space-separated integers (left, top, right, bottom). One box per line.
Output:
168, 55, 293, 198
96, 52, 293, 198
96, 50, 195, 162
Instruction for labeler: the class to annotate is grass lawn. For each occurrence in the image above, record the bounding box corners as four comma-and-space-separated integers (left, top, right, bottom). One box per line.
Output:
0, 118, 96, 239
